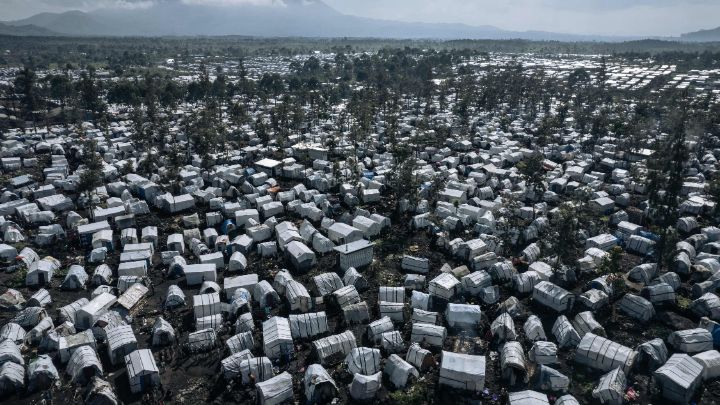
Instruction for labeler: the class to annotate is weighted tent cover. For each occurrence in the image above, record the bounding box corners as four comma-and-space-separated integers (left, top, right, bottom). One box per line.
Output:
348, 371, 382, 400
313, 331, 356, 365
575, 333, 637, 374
345, 347, 381, 375
304, 364, 338, 403
668, 328, 714, 353
438, 351, 485, 391
384, 354, 419, 389
653, 354, 703, 404
257, 371, 293, 405
592, 368, 625, 405
220, 349, 254, 380
508, 390, 550, 405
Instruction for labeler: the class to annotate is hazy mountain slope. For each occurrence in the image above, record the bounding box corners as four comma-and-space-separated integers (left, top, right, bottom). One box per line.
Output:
3, 0, 637, 41
0, 22, 58, 37
681, 26, 720, 41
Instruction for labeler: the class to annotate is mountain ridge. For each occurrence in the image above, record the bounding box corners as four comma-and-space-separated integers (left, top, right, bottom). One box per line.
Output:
1, 1, 649, 41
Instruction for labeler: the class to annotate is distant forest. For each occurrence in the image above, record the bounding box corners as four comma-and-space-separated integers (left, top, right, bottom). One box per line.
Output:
1, 36, 720, 71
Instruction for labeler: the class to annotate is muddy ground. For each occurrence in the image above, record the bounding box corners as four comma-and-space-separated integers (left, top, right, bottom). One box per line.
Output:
2, 191, 720, 405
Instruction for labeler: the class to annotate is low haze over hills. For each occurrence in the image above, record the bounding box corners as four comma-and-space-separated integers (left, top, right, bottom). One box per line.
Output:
2, 0, 640, 41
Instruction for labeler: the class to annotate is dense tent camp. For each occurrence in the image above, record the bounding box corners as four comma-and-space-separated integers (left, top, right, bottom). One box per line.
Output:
2, 31, 720, 405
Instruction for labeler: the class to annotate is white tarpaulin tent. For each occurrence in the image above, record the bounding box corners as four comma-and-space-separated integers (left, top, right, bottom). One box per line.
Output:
575, 333, 637, 374
438, 351, 485, 391
256, 371, 293, 405
653, 354, 703, 404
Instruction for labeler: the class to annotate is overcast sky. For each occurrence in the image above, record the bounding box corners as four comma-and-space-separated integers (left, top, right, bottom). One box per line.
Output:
3, 0, 719, 36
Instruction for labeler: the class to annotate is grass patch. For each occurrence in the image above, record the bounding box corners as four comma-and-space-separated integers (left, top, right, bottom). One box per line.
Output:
389, 383, 428, 405
676, 295, 692, 311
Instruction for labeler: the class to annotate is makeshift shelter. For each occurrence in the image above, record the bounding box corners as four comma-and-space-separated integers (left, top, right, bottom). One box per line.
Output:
263, 317, 294, 361
410, 323, 446, 348
187, 328, 217, 353
491, 313, 517, 342
524, 315, 547, 341
343, 301, 370, 324
345, 347, 381, 375
668, 329, 714, 353
508, 390, 550, 405
165, 285, 186, 309
304, 364, 338, 404
84, 376, 118, 405
693, 350, 720, 380
618, 294, 655, 322
529, 341, 558, 365
653, 354, 703, 404
445, 303, 482, 330
256, 371, 293, 405
313, 331, 357, 365
406, 343, 436, 371
106, 325, 138, 365
312, 273, 344, 297
0, 362, 24, 394
285, 280, 311, 312
285, 241, 317, 271
151, 317, 175, 346
384, 354, 419, 389
0, 339, 23, 366
348, 372, 382, 400
227, 331, 254, 354
592, 368, 625, 405
342, 267, 369, 291
429, 272, 461, 301
439, 351, 485, 391
501, 341, 528, 384
27, 354, 59, 391
575, 333, 637, 373
638, 338, 669, 371
533, 281, 575, 312
237, 357, 273, 384
552, 316, 581, 348
289, 312, 328, 340
67, 346, 103, 384
219, 350, 254, 380
124, 349, 160, 394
